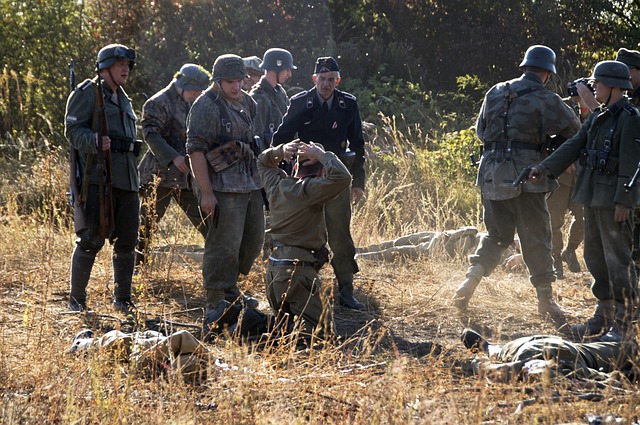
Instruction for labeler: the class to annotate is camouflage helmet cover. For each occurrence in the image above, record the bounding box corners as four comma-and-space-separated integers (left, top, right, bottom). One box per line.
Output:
519, 45, 556, 74
242, 56, 263, 74
97, 43, 136, 70
261, 48, 297, 71
589, 60, 633, 89
173, 63, 211, 91
212, 54, 248, 82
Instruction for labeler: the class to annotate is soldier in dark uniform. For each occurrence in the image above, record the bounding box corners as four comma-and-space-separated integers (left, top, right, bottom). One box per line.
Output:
452, 45, 581, 322
65, 44, 140, 313
186, 54, 263, 334
137, 64, 211, 265
258, 141, 352, 339
532, 61, 640, 341
273, 56, 366, 310
242, 56, 262, 91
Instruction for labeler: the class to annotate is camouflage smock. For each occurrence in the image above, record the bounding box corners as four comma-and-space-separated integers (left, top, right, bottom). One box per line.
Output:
65, 78, 139, 191
249, 76, 290, 151
475, 72, 580, 199
139, 83, 191, 189
186, 87, 261, 193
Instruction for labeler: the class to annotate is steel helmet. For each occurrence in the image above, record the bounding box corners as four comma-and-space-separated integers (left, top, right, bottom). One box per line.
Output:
261, 48, 296, 72
212, 54, 248, 82
589, 60, 633, 89
242, 56, 263, 74
519, 45, 556, 74
97, 44, 136, 70
173, 63, 211, 91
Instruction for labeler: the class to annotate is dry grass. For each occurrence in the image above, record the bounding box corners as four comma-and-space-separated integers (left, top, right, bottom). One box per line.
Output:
1, 141, 639, 424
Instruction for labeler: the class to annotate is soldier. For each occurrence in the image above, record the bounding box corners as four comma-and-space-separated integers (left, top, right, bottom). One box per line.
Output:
273, 56, 367, 310
242, 55, 262, 91
258, 141, 352, 340
137, 64, 211, 265
452, 45, 581, 322
531, 60, 640, 341
250, 48, 296, 153
65, 43, 140, 313
186, 54, 264, 333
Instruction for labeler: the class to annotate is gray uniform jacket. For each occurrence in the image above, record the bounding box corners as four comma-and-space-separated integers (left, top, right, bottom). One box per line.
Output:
541, 97, 640, 209
250, 76, 289, 151
65, 78, 139, 191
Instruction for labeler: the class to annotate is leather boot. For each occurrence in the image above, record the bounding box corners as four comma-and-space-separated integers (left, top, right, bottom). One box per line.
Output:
461, 329, 489, 352
205, 288, 226, 315
553, 253, 564, 279
224, 286, 259, 309
113, 249, 135, 302
570, 299, 614, 338
337, 274, 365, 310
536, 285, 567, 323
561, 249, 581, 273
69, 247, 96, 311
601, 300, 637, 342
452, 276, 480, 309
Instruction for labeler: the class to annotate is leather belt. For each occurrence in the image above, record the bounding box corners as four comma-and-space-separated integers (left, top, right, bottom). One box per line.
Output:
485, 141, 540, 151
268, 256, 315, 268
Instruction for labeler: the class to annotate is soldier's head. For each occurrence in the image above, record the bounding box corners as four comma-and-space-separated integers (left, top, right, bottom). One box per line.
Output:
615, 48, 640, 90
97, 43, 135, 88
292, 141, 325, 178
242, 56, 263, 90
313, 57, 341, 101
212, 54, 248, 101
589, 60, 633, 106
262, 48, 296, 85
519, 45, 556, 85
173, 63, 211, 103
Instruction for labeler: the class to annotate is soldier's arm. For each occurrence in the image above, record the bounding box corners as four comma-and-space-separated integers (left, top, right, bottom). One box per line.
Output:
347, 102, 366, 191
141, 96, 180, 167
613, 114, 640, 209
65, 87, 98, 154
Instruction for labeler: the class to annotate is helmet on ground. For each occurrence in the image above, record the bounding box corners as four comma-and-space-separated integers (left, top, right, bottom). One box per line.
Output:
261, 48, 296, 71
589, 60, 633, 89
173, 63, 211, 91
97, 44, 136, 70
212, 54, 248, 82
519, 45, 556, 74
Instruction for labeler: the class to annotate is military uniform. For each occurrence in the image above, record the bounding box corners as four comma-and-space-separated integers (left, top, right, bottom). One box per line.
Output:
541, 97, 640, 303
273, 86, 365, 280
250, 75, 290, 151
186, 86, 264, 295
65, 76, 139, 308
469, 72, 580, 288
138, 82, 208, 259
258, 144, 352, 336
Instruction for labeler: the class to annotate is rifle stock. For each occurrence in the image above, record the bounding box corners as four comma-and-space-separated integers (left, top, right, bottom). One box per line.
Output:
68, 60, 89, 233
95, 73, 114, 238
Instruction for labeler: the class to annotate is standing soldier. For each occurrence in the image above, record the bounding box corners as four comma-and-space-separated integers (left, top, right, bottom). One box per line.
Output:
250, 48, 296, 153
186, 54, 263, 332
273, 56, 367, 310
258, 141, 352, 341
242, 56, 262, 91
65, 43, 140, 313
137, 64, 211, 265
531, 60, 640, 340
452, 45, 581, 322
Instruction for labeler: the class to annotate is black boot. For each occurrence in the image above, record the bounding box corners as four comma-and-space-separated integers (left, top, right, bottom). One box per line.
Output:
570, 299, 614, 338
461, 329, 489, 352
69, 247, 96, 311
601, 300, 637, 342
337, 275, 365, 310
113, 248, 135, 305
553, 253, 564, 279
224, 286, 259, 309
561, 249, 581, 273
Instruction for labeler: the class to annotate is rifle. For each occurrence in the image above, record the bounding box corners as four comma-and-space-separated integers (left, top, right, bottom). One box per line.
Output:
68, 60, 88, 233
95, 71, 114, 238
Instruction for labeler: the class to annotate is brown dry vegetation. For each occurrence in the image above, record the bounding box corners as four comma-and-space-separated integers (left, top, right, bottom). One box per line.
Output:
1, 136, 640, 424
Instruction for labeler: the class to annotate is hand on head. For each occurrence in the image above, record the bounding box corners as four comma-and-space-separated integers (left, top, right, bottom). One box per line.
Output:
295, 141, 325, 166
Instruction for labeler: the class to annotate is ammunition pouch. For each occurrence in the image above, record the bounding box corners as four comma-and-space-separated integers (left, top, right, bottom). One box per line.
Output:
339, 151, 356, 169
110, 136, 142, 156
312, 245, 330, 272
579, 148, 619, 173
270, 242, 331, 272
205, 140, 255, 172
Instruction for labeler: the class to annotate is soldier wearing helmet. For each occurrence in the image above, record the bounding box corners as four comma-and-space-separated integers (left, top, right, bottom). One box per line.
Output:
186, 54, 263, 334
616, 48, 640, 107
242, 55, 263, 91
136, 64, 212, 266
452, 45, 581, 322
64, 43, 140, 313
532, 60, 640, 341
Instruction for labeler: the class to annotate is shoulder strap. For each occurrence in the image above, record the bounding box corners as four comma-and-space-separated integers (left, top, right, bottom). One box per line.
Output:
204, 90, 234, 144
